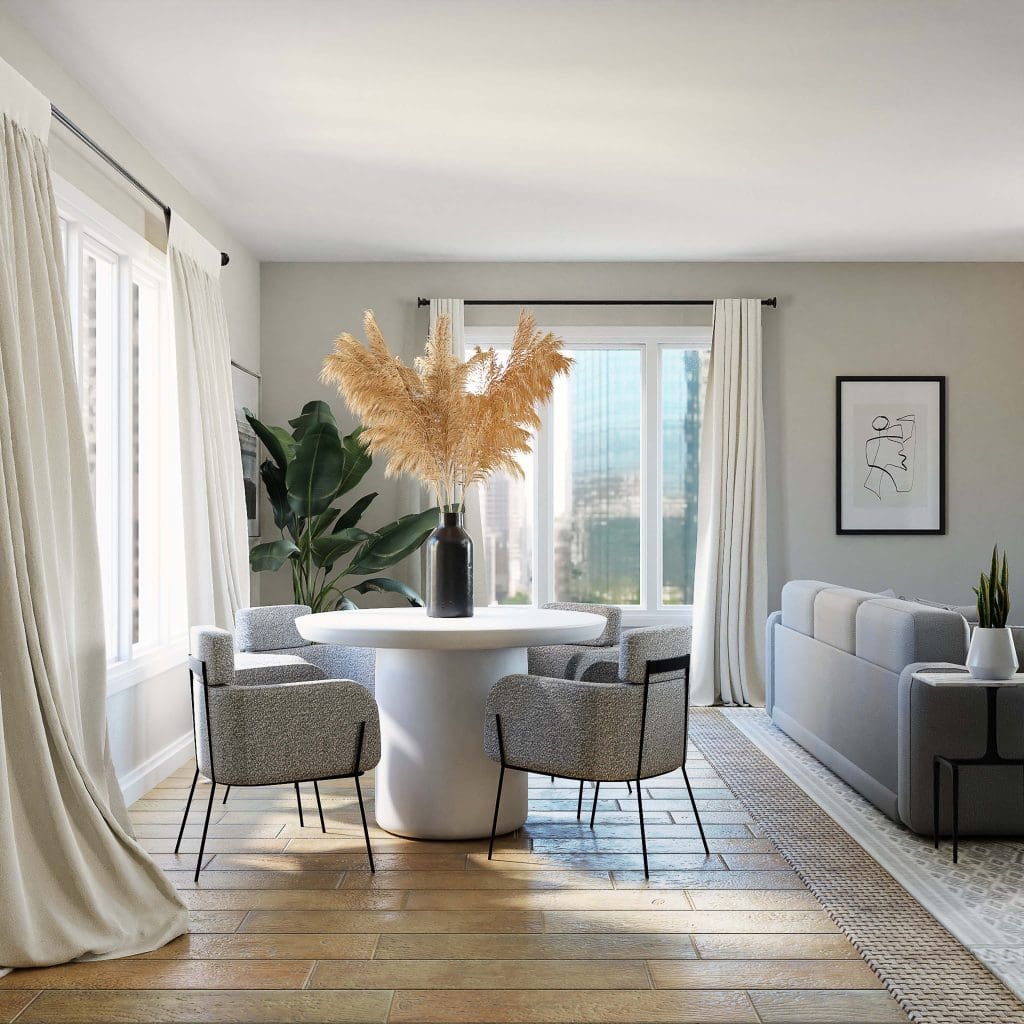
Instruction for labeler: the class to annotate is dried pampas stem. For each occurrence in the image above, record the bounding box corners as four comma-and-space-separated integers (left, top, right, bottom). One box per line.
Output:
321, 309, 572, 510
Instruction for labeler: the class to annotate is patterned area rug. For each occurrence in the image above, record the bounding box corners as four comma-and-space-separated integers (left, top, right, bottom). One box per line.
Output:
692, 708, 1024, 1024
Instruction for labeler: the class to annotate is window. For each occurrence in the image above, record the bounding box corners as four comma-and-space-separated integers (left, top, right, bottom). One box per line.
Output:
474, 326, 710, 618
57, 179, 186, 684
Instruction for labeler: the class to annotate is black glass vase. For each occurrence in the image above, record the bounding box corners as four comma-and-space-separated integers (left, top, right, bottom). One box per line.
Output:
426, 509, 473, 618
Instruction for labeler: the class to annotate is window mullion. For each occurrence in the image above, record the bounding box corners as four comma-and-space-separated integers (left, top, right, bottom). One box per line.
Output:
536, 393, 553, 605
643, 341, 660, 612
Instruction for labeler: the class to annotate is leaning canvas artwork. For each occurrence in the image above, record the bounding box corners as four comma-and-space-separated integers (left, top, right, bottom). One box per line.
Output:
836, 376, 945, 534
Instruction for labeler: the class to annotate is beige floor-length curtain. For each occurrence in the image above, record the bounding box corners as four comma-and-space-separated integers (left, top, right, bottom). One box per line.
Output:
0, 58, 187, 969
691, 299, 768, 706
169, 214, 250, 629
428, 298, 493, 606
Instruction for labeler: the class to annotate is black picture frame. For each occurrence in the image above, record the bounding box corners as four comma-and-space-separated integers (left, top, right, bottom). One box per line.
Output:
835, 375, 946, 536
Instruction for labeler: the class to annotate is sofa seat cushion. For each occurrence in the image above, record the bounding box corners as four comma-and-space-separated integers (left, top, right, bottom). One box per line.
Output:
781, 580, 834, 636
855, 599, 969, 675
233, 651, 327, 687
813, 587, 880, 654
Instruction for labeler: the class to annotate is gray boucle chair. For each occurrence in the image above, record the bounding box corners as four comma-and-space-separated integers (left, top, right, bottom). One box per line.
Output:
235, 604, 375, 692
527, 602, 622, 679
176, 626, 381, 881
484, 624, 707, 878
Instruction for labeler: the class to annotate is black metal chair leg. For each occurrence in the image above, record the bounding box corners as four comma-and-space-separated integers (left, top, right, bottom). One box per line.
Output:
952, 765, 960, 864
175, 769, 199, 854
636, 777, 649, 879
576, 779, 584, 820
222, 785, 231, 804
353, 772, 375, 873
626, 780, 632, 794
295, 782, 305, 827
933, 758, 941, 850
488, 764, 506, 860
194, 781, 217, 882
590, 781, 601, 829
682, 766, 710, 856
313, 780, 326, 833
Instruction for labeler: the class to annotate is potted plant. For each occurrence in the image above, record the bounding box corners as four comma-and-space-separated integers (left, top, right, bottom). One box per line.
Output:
968, 545, 1018, 680
245, 400, 437, 611
321, 310, 572, 617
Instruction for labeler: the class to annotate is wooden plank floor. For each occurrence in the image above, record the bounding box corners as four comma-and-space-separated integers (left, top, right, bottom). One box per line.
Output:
1, 754, 910, 1023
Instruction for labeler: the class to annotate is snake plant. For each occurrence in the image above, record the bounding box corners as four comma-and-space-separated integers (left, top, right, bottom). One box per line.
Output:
974, 545, 1011, 628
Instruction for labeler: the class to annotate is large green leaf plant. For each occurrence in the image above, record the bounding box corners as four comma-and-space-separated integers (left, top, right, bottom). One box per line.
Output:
246, 400, 437, 612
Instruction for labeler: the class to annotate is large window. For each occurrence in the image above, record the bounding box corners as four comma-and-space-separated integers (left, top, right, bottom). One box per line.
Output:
475, 326, 710, 618
58, 180, 186, 685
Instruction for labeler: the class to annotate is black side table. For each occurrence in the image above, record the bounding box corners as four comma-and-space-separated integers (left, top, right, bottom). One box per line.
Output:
918, 671, 1024, 863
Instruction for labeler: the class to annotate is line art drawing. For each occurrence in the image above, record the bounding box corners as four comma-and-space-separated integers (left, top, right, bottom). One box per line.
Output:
863, 413, 916, 500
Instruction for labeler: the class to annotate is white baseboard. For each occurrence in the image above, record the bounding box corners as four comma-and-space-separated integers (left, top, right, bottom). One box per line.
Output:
118, 731, 193, 806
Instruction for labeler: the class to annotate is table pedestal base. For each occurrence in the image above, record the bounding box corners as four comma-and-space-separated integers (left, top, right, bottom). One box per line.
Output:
373, 646, 529, 840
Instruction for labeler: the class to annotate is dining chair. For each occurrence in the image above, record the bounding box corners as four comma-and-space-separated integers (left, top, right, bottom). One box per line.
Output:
176, 626, 381, 881
484, 624, 708, 878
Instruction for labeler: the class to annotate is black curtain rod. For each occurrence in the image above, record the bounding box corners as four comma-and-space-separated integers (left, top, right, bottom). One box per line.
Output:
417, 296, 776, 308
51, 105, 230, 267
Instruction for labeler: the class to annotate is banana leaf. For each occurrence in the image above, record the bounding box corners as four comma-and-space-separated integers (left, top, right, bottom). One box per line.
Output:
347, 508, 439, 575
311, 527, 378, 570
345, 577, 425, 607
286, 422, 346, 517
260, 460, 294, 533
244, 408, 294, 470
289, 400, 337, 441
334, 492, 377, 532
250, 538, 299, 571
336, 427, 372, 496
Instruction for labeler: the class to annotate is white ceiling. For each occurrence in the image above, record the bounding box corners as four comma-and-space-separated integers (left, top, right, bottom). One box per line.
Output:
7, 0, 1023, 261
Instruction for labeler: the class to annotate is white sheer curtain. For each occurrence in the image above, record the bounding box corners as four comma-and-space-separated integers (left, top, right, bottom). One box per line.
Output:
428, 298, 492, 607
0, 58, 187, 969
169, 214, 250, 629
691, 299, 768, 706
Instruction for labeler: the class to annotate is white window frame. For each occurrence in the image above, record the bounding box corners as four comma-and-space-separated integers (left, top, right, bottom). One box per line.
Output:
467, 325, 711, 626
56, 176, 187, 694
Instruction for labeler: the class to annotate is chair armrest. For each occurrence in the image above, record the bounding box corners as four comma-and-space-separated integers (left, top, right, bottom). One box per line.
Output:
199, 678, 380, 787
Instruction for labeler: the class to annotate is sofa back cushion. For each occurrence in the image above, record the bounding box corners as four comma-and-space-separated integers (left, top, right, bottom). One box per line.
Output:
855, 598, 968, 674
781, 580, 834, 636
813, 587, 880, 654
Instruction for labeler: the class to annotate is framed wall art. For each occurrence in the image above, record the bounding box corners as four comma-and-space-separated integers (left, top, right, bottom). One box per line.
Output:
836, 376, 945, 535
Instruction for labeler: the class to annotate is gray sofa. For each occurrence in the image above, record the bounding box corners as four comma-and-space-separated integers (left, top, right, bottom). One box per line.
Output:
767, 581, 1024, 835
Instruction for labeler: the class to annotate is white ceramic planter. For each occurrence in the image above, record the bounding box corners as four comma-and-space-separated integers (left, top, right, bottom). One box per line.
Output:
966, 626, 1019, 680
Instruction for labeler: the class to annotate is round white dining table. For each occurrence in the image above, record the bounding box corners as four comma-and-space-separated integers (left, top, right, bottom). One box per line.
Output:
295, 606, 606, 840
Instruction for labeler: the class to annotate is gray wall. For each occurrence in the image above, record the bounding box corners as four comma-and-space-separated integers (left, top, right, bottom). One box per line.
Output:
261, 261, 1024, 611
